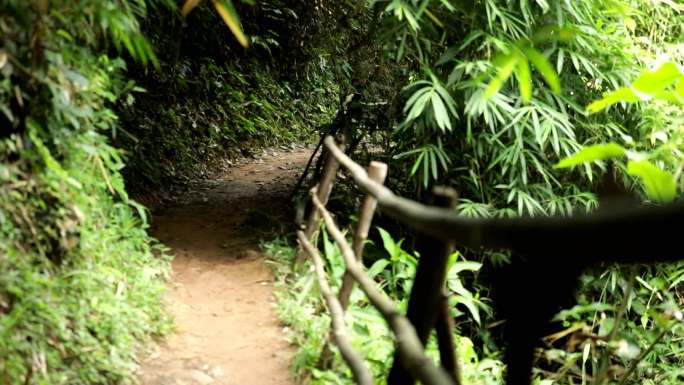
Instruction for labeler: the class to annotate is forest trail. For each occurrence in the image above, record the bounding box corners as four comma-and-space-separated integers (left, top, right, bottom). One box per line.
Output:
136, 145, 313, 385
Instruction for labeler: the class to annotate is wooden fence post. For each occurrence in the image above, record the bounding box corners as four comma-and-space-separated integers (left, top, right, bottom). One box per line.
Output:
297, 230, 374, 385
294, 134, 346, 266
339, 161, 388, 310
311, 191, 456, 385
435, 291, 461, 384
318, 161, 388, 369
387, 186, 459, 385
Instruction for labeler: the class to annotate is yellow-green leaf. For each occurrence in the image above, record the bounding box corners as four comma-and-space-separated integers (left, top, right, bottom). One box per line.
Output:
523, 46, 561, 94
515, 57, 532, 103
485, 52, 520, 98
554, 143, 626, 169
627, 160, 676, 203
676, 78, 684, 100
181, 0, 203, 16
212, 0, 249, 47
586, 87, 641, 114
632, 62, 683, 95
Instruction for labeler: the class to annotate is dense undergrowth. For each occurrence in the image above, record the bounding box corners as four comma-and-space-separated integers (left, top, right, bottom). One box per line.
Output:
264, 235, 505, 385
116, 2, 340, 189
119, 59, 330, 187
0, 2, 173, 383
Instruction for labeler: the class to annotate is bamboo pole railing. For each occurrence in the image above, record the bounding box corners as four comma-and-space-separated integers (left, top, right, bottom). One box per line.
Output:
306, 189, 456, 385
297, 230, 373, 385
318, 161, 388, 369
295, 135, 684, 385
339, 161, 388, 310
387, 187, 461, 385
295, 140, 461, 385
294, 134, 347, 266
321, 136, 683, 264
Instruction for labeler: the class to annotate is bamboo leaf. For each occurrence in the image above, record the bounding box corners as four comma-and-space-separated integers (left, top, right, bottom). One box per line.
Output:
403, 87, 430, 114
406, 92, 431, 121
410, 152, 424, 176
554, 143, 626, 168
434, 85, 459, 119
429, 149, 438, 179
485, 52, 520, 98
515, 57, 532, 103
586, 87, 640, 114
431, 92, 451, 131
523, 46, 561, 94
627, 160, 677, 203
632, 62, 683, 95
423, 153, 429, 187
181, 0, 203, 16
212, 0, 249, 47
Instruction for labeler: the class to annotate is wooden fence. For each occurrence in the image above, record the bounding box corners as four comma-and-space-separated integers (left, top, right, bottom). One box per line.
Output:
295, 135, 684, 385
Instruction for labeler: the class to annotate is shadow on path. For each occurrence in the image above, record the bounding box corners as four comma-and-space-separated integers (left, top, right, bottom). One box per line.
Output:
137, 146, 313, 385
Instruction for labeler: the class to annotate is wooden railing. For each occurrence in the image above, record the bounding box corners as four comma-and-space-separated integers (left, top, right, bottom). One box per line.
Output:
295, 135, 462, 385
295, 135, 684, 385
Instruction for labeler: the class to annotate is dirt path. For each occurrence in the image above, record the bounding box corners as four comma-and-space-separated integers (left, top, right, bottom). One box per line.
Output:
136, 145, 313, 385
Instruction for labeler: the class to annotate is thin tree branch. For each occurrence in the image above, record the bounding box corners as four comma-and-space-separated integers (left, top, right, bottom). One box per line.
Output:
594, 268, 637, 385
616, 322, 674, 385
310, 190, 455, 385
290, 136, 324, 198
296, 230, 374, 385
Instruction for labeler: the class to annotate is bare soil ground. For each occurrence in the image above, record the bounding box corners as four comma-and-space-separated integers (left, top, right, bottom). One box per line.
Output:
136, 145, 313, 385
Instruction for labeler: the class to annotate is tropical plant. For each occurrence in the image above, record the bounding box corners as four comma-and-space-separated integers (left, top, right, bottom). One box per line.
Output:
556, 61, 684, 203
281, 1, 684, 384
0, 1, 173, 383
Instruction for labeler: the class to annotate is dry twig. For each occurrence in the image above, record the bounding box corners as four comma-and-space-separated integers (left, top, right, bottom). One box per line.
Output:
297, 230, 374, 385
311, 190, 455, 385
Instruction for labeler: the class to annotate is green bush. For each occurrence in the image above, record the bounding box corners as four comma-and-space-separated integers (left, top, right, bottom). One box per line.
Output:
1, 2, 171, 383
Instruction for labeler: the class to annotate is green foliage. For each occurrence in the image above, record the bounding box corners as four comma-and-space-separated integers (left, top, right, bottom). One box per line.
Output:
0, 1, 171, 383
626, 160, 676, 203
554, 143, 627, 169
403, 73, 459, 132
554, 266, 684, 385
375, 227, 417, 301
313, 1, 684, 384
557, 60, 684, 202
587, 62, 684, 113
117, 1, 340, 188
446, 253, 485, 325
484, 43, 562, 103
264, 227, 501, 385
555, 142, 677, 202
385, 0, 640, 213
